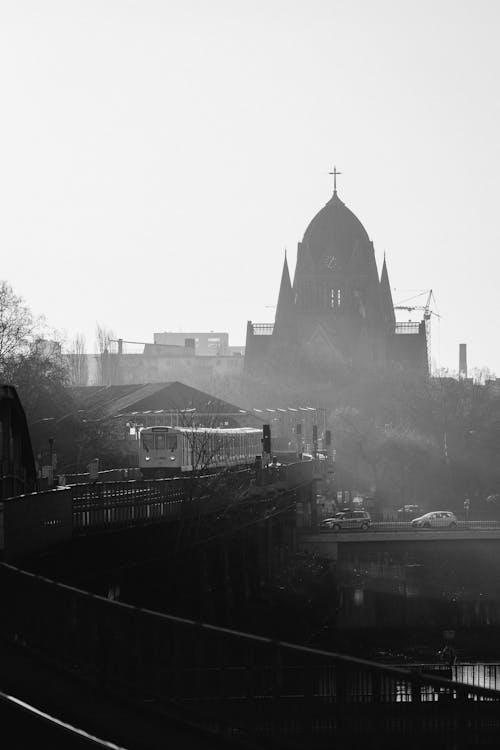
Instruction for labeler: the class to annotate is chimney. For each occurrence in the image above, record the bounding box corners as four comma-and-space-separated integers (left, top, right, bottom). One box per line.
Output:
459, 343, 467, 380
117, 338, 123, 355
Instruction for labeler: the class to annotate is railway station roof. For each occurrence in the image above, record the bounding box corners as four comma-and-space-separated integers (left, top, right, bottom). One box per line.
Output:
71, 381, 264, 425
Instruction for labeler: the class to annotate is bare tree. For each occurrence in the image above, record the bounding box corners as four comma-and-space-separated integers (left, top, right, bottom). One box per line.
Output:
0, 281, 37, 369
95, 323, 118, 385
67, 333, 89, 386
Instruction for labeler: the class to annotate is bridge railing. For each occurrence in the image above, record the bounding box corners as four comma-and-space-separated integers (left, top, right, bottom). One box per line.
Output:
1, 462, 307, 559
312, 518, 500, 532
2, 561, 500, 745
71, 468, 256, 534
72, 477, 189, 533
407, 663, 500, 691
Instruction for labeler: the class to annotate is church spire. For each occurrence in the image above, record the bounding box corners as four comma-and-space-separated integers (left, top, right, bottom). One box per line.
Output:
380, 254, 396, 333
274, 251, 296, 338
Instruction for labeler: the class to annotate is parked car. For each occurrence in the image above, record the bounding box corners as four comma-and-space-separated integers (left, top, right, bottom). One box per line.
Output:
320, 510, 371, 532
397, 504, 422, 520
411, 511, 458, 529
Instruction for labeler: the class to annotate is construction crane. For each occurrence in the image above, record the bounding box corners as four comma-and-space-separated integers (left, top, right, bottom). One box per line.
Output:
394, 290, 440, 370
394, 289, 437, 319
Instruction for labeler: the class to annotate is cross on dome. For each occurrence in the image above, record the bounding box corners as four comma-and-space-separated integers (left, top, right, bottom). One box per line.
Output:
329, 166, 342, 194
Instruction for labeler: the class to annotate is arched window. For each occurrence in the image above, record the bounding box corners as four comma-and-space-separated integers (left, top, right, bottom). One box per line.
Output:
330, 288, 342, 309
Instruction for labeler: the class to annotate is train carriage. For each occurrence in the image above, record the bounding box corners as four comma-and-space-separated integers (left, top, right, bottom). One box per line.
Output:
138, 425, 263, 478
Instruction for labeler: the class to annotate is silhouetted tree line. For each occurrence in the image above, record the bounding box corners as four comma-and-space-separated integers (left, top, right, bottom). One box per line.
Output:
244, 351, 500, 514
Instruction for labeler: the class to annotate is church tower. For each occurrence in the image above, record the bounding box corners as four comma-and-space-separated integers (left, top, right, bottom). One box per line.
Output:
244, 176, 428, 384
291, 181, 387, 366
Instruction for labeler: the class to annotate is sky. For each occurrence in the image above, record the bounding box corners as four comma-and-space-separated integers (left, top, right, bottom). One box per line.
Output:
0, 0, 499, 373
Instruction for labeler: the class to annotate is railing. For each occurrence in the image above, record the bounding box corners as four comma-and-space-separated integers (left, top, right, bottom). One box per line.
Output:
1, 463, 311, 559
1, 562, 500, 747
72, 477, 190, 533
71, 468, 268, 532
62, 467, 142, 485
0, 689, 128, 749
251, 323, 274, 336
407, 664, 500, 691
313, 518, 500, 532
395, 322, 421, 335
0, 461, 314, 563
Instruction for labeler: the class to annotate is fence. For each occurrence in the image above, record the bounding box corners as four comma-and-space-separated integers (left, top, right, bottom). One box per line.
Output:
71, 468, 259, 534
2, 561, 500, 748
0, 689, 128, 749
67, 461, 312, 537
62, 467, 142, 485
72, 477, 190, 533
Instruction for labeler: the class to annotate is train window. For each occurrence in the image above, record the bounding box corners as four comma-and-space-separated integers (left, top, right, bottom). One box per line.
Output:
142, 433, 154, 451
155, 433, 166, 450
166, 435, 177, 450
142, 434, 154, 452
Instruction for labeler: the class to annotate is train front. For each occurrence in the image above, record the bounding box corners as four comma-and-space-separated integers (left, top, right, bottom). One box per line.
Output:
139, 427, 182, 478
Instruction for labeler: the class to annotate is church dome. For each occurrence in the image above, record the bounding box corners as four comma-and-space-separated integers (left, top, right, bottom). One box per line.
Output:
302, 191, 371, 268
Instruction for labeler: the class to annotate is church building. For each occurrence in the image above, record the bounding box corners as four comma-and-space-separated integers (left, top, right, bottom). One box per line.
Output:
244, 179, 428, 384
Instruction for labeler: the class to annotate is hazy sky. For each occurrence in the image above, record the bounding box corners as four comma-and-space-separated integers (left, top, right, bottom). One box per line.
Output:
0, 0, 499, 373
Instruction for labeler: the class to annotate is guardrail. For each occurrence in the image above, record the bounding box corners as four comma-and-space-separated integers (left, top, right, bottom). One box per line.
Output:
315, 520, 500, 532
0, 689, 128, 749
1, 561, 500, 747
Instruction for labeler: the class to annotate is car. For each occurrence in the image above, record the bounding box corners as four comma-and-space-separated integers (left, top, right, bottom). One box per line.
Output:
411, 511, 458, 529
397, 504, 422, 520
320, 510, 371, 532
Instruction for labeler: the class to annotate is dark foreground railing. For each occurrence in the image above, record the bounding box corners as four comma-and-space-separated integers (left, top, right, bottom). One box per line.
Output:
2, 562, 500, 748
0, 690, 127, 749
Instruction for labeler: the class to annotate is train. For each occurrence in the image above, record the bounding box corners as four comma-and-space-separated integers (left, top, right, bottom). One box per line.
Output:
138, 425, 264, 478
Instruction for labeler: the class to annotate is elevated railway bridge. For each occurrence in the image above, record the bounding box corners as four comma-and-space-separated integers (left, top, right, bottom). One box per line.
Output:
2, 468, 500, 747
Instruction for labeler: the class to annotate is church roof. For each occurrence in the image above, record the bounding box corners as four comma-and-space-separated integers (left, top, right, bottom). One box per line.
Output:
302, 191, 371, 269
